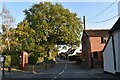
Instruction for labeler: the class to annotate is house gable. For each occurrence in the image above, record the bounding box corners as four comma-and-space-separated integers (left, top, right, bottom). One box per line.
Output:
109, 18, 120, 34
90, 37, 107, 52
82, 29, 109, 68
82, 29, 109, 52
81, 30, 90, 53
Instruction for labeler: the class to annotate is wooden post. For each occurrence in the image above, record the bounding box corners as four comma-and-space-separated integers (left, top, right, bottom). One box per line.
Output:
83, 16, 86, 30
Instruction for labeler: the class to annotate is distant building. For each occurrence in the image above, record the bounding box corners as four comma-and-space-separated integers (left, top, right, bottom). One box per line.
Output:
103, 18, 120, 74
81, 29, 109, 68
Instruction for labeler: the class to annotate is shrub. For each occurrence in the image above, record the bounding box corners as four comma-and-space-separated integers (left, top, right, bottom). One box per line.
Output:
28, 53, 38, 65
4, 55, 11, 67
11, 55, 20, 66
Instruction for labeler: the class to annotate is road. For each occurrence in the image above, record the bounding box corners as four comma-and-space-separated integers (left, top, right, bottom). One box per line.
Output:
2, 58, 120, 80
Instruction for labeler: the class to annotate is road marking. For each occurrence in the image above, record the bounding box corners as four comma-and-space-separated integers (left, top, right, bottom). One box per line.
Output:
65, 64, 67, 70
51, 63, 67, 80
59, 70, 64, 75
51, 76, 57, 80
59, 63, 67, 75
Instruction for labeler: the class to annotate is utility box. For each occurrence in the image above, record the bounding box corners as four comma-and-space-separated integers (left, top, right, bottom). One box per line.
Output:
19, 51, 28, 70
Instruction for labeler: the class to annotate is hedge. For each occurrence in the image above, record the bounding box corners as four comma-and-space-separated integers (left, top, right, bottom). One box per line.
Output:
4, 55, 20, 67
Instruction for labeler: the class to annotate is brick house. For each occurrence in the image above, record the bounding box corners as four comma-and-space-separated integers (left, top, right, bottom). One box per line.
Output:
81, 29, 109, 68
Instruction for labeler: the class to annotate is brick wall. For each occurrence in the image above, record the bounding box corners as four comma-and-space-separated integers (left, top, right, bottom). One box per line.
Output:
89, 37, 106, 52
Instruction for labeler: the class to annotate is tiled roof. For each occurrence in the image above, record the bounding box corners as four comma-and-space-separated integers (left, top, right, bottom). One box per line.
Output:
109, 18, 120, 34
85, 29, 109, 37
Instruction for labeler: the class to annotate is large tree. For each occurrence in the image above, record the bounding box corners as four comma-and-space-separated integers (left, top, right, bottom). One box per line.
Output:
24, 2, 82, 50
11, 20, 36, 52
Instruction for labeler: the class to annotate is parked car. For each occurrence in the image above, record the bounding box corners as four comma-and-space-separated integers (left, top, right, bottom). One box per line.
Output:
68, 55, 76, 61
67, 49, 82, 62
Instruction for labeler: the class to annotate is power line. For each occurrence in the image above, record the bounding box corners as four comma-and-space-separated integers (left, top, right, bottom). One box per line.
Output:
86, 14, 119, 23
87, 0, 118, 20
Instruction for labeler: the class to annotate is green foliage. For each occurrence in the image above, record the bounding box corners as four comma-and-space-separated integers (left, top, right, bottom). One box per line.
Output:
2, 49, 10, 55
44, 57, 49, 62
11, 55, 20, 66
37, 57, 44, 63
0, 35, 3, 52
28, 52, 38, 64
24, 2, 82, 47
2, 2, 83, 64
3, 54, 20, 66
43, 57, 56, 64
4, 55, 11, 67
2, 48, 20, 55
62, 46, 67, 50
12, 20, 36, 52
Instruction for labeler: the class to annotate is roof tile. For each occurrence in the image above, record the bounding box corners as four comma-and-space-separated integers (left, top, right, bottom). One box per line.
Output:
85, 30, 109, 37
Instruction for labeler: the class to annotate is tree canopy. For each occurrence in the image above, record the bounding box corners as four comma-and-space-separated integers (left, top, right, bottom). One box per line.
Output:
1, 2, 83, 63
24, 2, 82, 47
12, 20, 36, 52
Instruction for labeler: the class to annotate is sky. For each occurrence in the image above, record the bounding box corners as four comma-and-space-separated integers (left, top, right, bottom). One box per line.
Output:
0, 1, 119, 32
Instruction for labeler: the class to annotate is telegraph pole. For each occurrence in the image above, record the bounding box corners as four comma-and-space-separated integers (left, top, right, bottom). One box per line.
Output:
83, 16, 86, 30
83, 16, 93, 68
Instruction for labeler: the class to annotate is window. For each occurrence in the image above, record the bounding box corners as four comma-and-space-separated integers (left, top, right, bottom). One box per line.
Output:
101, 37, 106, 43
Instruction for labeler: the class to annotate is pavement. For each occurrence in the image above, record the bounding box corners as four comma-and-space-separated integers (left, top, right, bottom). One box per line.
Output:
1, 59, 120, 80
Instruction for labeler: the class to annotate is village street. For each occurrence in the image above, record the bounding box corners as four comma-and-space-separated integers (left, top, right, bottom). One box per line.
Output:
2, 58, 120, 80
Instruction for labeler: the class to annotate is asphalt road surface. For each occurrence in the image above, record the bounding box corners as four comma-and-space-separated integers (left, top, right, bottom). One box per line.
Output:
2, 58, 120, 80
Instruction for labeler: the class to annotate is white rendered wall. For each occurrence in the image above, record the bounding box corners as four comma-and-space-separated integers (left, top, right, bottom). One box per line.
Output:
112, 31, 118, 72
103, 37, 115, 74
117, 30, 120, 72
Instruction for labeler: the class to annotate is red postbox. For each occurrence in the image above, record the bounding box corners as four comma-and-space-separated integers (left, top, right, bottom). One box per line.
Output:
19, 51, 28, 70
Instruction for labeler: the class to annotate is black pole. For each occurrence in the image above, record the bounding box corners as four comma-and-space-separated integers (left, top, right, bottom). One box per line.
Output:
2, 61, 4, 76
83, 16, 86, 30
2, 56, 6, 76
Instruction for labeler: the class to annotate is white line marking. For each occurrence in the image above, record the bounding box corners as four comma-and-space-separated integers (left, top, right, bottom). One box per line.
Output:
51, 63, 68, 80
59, 63, 67, 75
51, 76, 57, 80
59, 70, 64, 75
53, 76, 57, 79
65, 64, 67, 70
